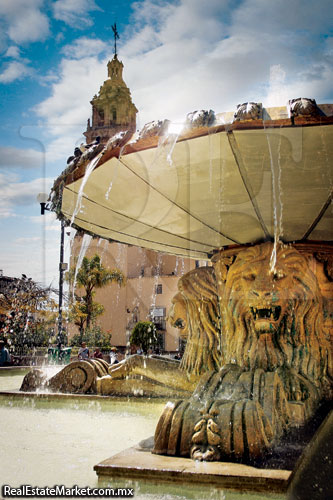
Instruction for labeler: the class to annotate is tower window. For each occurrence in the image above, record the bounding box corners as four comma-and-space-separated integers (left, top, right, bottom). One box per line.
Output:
155, 284, 162, 294
112, 108, 117, 121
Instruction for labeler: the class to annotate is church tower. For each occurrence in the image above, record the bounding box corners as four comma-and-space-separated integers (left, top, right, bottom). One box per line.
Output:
84, 39, 137, 144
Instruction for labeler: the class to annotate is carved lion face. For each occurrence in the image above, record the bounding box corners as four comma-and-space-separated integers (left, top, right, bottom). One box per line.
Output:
219, 242, 328, 377
225, 242, 319, 336
167, 292, 188, 335
239, 250, 312, 336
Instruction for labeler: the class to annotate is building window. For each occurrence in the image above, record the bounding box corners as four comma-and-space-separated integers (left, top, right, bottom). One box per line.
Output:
155, 284, 162, 294
150, 307, 166, 331
111, 108, 117, 121
157, 332, 165, 350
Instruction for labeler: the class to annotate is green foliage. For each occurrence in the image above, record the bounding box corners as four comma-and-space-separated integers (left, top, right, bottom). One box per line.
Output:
0, 275, 57, 354
68, 297, 104, 340
130, 321, 158, 353
70, 325, 111, 350
67, 254, 124, 331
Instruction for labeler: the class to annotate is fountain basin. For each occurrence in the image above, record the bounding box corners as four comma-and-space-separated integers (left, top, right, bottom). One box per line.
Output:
0, 370, 287, 499
53, 111, 333, 260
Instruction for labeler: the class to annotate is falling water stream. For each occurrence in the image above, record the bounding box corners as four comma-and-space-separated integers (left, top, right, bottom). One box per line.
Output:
264, 126, 284, 273
70, 154, 101, 227
164, 130, 181, 167
71, 233, 92, 299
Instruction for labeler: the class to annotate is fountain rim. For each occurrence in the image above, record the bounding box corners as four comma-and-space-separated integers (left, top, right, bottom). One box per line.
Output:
56, 114, 333, 189
210, 240, 333, 261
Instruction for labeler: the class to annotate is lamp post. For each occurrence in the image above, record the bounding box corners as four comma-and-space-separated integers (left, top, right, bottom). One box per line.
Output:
37, 193, 67, 347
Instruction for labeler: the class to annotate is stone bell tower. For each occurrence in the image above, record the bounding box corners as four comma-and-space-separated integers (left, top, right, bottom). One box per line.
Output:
84, 48, 138, 145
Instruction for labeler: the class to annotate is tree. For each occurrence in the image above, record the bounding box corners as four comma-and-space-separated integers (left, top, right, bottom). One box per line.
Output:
68, 296, 104, 340
0, 275, 57, 353
70, 325, 111, 350
130, 321, 158, 353
67, 254, 124, 333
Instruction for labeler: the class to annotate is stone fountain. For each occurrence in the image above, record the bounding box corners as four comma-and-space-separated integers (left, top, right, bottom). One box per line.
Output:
21, 98, 332, 494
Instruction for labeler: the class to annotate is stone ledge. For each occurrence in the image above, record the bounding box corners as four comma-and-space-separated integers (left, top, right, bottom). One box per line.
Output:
0, 390, 169, 401
94, 445, 291, 493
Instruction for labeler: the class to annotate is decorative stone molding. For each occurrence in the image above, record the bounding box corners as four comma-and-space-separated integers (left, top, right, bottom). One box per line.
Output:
233, 102, 262, 121
138, 120, 170, 140
288, 98, 319, 118
185, 109, 216, 128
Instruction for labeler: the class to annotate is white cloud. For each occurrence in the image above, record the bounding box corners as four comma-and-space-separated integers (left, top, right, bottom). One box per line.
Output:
62, 37, 108, 59
52, 0, 101, 28
0, 174, 54, 218
0, 60, 32, 83
34, 55, 106, 159
0, 146, 44, 169
5, 45, 20, 58
0, 0, 49, 45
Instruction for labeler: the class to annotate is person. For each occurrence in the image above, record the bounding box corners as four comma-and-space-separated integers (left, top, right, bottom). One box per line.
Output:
78, 342, 90, 360
109, 346, 119, 365
58, 344, 65, 362
93, 347, 104, 359
0, 340, 11, 366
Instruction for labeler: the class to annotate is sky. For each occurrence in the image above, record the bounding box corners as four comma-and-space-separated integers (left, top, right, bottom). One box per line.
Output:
0, 0, 332, 287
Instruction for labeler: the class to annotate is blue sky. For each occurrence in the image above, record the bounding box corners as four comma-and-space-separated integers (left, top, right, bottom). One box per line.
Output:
0, 0, 332, 286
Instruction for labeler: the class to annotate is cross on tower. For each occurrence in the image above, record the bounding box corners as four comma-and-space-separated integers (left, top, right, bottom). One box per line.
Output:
111, 23, 119, 57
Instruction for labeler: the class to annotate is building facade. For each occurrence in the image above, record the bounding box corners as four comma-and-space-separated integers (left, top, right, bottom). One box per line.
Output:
69, 236, 198, 351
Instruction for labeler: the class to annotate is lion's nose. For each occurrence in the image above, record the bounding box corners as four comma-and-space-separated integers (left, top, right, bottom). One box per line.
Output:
251, 290, 272, 298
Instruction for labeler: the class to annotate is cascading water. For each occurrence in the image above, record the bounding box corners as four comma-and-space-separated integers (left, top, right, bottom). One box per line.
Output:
115, 242, 126, 308
104, 147, 122, 201
70, 233, 92, 300
264, 127, 284, 273
162, 124, 182, 167
70, 153, 102, 227
150, 253, 162, 314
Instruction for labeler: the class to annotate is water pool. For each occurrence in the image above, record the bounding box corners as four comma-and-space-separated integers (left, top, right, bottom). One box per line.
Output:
0, 369, 286, 500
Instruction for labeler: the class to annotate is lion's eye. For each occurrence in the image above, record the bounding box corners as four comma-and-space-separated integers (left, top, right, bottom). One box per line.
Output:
273, 271, 285, 281
243, 273, 256, 281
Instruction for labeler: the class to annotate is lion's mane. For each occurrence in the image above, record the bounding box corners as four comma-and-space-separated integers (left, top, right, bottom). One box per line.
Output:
176, 267, 221, 376
219, 242, 332, 391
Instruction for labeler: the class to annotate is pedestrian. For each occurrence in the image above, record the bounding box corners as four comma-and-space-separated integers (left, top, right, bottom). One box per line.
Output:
93, 347, 104, 359
78, 342, 90, 360
109, 346, 119, 365
0, 340, 11, 366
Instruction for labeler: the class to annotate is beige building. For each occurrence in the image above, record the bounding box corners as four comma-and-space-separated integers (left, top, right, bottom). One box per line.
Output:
70, 236, 198, 351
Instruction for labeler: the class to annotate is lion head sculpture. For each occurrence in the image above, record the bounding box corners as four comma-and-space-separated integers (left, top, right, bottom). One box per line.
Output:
168, 292, 188, 335
217, 242, 332, 393
168, 267, 221, 376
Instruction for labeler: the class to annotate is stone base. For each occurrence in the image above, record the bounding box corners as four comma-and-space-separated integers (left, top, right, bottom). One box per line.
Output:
94, 440, 291, 493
